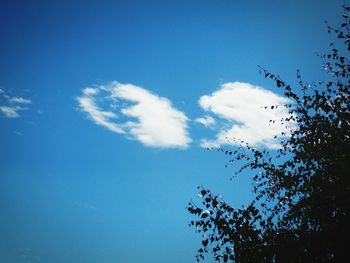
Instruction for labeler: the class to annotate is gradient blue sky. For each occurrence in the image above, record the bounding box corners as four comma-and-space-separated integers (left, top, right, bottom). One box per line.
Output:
0, 1, 344, 262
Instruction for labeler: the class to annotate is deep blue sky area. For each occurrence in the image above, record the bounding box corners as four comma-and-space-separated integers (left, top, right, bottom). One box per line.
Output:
0, 1, 345, 262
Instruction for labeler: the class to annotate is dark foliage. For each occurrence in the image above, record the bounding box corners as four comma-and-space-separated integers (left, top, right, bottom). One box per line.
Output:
188, 6, 350, 263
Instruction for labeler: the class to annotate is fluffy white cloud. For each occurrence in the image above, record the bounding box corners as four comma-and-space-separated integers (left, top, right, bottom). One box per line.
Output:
198, 82, 292, 149
77, 82, 191, 148
0, 90, 31, 119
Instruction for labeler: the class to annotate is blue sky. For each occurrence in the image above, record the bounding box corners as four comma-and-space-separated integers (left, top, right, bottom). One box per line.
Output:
0, 0, 344, 262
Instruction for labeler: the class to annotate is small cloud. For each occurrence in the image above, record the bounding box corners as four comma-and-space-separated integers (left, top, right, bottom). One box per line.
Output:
0, 106, 20, 118
198, 82, 292, 149
195, 115, 216, 127
9, 97, 32, 104
14, 247, 41, 262
13, 131, 23, 136
77, 82, 191, 149
74, 201, 99, 211
17, 254, 41, 262
0, 89, 32, 119
83, 87, 99, 96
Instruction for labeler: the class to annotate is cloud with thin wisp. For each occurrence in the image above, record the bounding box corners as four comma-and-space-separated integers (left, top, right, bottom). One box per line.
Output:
77, 82, 191, 149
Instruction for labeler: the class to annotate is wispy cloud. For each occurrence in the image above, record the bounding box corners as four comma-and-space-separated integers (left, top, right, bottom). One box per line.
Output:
195, 115, 216, 128
77, 82, 191, 148
77, 88, 124, 134
0, 88, 32, 119
9, 97, 32, 104
198, 82, 292, 149
14, 247, 41, 262
0, 106, 20, 118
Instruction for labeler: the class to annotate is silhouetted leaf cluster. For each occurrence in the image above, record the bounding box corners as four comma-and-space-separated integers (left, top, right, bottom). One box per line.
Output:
188, 6, 350, 263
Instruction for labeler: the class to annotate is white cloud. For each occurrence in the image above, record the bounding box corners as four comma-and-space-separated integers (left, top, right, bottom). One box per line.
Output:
198, 82, 292, 149
77, 90, 124, 134
9, 97, 32, 104
0, 106, 20, 118
195, 115, 216, 127
77, 82, 191, 148
0, 89, 32, 119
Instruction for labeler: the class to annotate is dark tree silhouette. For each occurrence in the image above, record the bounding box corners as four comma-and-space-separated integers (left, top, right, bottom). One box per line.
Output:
188, 6, 350, 263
